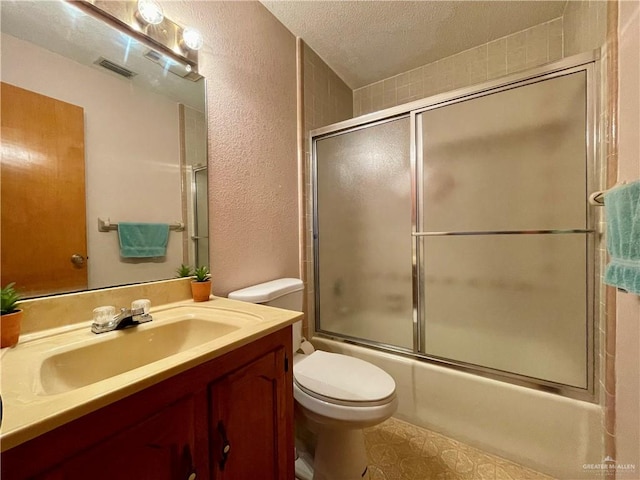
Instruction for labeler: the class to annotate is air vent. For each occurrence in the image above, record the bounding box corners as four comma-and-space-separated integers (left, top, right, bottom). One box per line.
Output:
94, 57, 137, 79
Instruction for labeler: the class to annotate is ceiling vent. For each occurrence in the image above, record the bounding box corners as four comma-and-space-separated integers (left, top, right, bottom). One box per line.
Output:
94, 57, 137, 79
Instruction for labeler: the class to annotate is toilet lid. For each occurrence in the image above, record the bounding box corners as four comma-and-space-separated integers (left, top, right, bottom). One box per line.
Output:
293, 351, 396, 403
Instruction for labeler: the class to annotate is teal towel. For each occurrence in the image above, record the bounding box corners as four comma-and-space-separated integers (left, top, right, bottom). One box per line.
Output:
118, 222, 170, 258
604, 181, 640, 293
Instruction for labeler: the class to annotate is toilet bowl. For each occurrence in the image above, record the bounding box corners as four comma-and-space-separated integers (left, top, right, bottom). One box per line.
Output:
228, 278, 398, 480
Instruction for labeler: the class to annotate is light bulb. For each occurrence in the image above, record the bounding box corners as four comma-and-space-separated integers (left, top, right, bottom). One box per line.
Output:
136, 0, 164, 25
182, 27, 204, 51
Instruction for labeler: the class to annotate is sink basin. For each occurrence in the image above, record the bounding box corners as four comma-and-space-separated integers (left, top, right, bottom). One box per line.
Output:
38, 306, 261, 395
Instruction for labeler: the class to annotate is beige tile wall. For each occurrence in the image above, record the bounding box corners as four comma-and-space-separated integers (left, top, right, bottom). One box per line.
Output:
300, 41, 353, 338
353, 18, 564, 116
303, 44, 353, 133
563, 0, 609, 57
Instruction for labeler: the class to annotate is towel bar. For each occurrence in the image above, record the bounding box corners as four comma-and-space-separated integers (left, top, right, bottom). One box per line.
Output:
589, 182, 629, 206
98, 218, 185, 232
588, 191, 605, 206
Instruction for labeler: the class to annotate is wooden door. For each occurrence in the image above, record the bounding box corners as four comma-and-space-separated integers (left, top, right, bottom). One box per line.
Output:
210, 348, 291, 479
1, 82, 87, 297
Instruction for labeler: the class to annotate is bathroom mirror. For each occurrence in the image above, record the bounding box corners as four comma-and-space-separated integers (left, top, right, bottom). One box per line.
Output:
1, 0, 208, 298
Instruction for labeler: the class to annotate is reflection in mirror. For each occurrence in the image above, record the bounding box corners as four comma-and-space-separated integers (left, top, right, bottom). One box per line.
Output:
0, 0, 207, 298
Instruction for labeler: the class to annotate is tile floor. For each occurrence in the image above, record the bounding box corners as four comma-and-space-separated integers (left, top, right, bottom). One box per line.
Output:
363, 417, 556, 480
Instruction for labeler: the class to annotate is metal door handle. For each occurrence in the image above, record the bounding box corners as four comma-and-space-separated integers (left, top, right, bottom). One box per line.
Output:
70, 254, 86, 267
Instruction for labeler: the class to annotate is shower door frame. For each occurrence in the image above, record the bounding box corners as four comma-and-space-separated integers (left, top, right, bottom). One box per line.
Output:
191, 165, 209, 268
311, 50, 601, 401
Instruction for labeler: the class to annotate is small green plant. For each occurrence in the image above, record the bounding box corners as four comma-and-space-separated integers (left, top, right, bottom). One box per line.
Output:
193, 266, 211, 282
176, 264, 194, 278
1, 283, 22, 315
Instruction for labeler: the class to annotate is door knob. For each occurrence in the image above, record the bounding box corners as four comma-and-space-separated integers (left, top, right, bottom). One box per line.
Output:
70, 254, 86, 267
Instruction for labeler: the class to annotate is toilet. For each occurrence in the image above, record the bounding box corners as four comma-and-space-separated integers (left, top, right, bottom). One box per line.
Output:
228, 278, 398, 480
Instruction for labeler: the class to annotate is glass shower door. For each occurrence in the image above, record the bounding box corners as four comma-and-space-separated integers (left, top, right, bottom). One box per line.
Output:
416, 71, 592, 387
315, 117, 413, 349
192, 166, 209, 268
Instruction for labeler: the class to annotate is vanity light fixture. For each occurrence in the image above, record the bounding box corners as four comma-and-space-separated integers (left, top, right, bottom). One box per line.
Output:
135, 0, 163, 26
70, 1, 203, 81
182, 27, 204, 51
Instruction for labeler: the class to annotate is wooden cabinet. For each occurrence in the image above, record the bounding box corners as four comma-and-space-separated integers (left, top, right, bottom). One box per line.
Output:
210, 347, 289, 479
1, 328, 294, 480
45, 397, 197, 480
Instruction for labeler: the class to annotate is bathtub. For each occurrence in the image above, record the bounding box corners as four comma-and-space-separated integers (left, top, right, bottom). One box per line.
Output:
311, 336, 604, 480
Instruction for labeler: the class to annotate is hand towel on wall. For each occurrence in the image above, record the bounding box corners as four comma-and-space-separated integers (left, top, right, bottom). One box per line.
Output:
604, 180, 640, 294
118, 222, 170, 258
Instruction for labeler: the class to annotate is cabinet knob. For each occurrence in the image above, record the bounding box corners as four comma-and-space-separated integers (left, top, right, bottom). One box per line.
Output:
187, 474, 196, 480
217, 421, 231, 470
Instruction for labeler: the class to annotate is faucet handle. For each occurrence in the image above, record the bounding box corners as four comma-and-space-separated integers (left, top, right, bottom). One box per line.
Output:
92, 306, 116, 327
131, 299, 151, 314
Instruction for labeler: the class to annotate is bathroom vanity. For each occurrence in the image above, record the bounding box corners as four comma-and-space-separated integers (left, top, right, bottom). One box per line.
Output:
0, 299, 299, 479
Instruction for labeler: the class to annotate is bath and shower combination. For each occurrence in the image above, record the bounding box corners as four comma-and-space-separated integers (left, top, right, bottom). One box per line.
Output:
309, 51, 603, 478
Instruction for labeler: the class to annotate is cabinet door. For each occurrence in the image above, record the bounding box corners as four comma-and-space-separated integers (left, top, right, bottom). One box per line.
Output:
49, 396, 198, 480
210, 348, 289, 479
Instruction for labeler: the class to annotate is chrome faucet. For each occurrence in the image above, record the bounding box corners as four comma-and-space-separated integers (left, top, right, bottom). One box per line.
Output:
91, 301, 153, 334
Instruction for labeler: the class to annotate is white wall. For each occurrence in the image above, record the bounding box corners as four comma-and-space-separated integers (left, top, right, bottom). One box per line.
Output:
1, 33, 183, 290
615, 0, 640, 470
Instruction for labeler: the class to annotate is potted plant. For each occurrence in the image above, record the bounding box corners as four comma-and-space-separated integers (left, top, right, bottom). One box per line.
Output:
1, 283, 23, 348
191, 266, 212, 302
176, 264, 193, 278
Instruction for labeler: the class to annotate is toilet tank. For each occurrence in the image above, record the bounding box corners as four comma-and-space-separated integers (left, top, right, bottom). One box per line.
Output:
228, 278, 304, 348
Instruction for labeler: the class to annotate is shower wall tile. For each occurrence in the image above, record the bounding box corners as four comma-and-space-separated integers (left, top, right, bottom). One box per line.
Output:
353, 18, 564, 117
397, 83, 411, 104
506, 30, 527, 73
525, 23, 549, 68
487, 38, 508, 80
548, 18, 564, 62
304, 44, 352, 132
563, 0, 608, 57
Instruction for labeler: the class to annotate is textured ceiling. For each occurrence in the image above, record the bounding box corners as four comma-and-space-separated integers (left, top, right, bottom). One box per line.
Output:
261, 0, 567, 88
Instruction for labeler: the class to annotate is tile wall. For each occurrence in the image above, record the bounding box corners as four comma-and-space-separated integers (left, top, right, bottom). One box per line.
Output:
563, 0, 609, 57
353, 18, 564, 116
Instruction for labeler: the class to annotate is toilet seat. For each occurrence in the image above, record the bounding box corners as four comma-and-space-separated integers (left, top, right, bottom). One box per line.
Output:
293, 351, 396, 407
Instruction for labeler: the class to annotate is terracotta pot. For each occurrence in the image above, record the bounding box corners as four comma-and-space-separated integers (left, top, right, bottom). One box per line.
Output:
1, 309, 23, 348
191, 280, 212, 302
